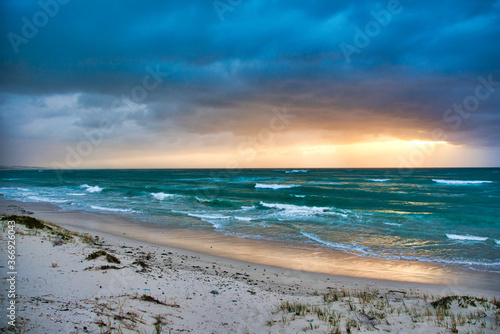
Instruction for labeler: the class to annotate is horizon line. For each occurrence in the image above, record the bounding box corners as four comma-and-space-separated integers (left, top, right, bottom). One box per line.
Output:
1, 166, 500, 171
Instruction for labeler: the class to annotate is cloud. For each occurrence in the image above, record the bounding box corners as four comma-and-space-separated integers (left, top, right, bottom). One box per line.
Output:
0, 0, 499, 167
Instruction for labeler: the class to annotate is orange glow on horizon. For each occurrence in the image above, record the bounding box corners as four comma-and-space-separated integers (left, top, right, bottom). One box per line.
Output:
56, 135, 492, 169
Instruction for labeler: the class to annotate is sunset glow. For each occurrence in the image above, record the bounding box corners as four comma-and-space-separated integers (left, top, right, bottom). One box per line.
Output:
0, 1, 499, 168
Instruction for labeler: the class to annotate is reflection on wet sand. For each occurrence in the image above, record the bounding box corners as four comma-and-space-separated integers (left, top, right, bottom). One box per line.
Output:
17, 199, 498, 292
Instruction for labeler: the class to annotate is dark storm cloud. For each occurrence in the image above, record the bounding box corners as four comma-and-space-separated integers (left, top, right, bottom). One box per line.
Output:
1, 0, 499, 165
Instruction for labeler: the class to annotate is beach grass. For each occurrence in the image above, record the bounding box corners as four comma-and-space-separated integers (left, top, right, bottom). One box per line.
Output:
268, 287, 500, 333
1, 214, 97, 244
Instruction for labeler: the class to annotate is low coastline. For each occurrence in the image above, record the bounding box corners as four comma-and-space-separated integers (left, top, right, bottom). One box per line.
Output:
2, 198, 499, 292
1, 198, 500, 333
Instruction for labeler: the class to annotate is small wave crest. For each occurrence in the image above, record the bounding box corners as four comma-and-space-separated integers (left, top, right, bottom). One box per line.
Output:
90, 205, 135, 213
384, 222, 402, 226
433, 179, 492, 185
151, 192, 176, 200
446, 233, 488, 241
365, 179, 390, 182
255, 183, 300, 189
234, 216, 253, 221
285, 169, 309, 173
80, 184, 104, 193
260, 202, 329, 216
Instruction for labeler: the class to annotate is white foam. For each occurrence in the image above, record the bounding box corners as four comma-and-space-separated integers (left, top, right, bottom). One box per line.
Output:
240, 205, 254, 210
50, 199, 70, 203
68, 193, 85, 196
260, 202, 329, 216
151, 192, 175, 200
90, 205, 134, 213
446, 234, 488, 241
384, 222, 402, 226
495, 239, 500, 245
80, 184, 104, 193
27, 196, 68, 203
399, 255, 500, 270
255, 183, 300, 189
234, 216, 253, 221
293, 195, 306, 198
433, 179, 492, 185
323, 211, 349, 218
366, 179, 390, 182
285, 169, 309, 173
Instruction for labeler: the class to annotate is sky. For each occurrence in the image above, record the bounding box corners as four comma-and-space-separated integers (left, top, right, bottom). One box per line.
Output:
1, 0, 499, 169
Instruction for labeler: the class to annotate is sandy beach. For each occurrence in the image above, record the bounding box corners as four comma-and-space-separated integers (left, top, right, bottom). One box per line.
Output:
1, 198, 499, 333
3, 0, 500, 332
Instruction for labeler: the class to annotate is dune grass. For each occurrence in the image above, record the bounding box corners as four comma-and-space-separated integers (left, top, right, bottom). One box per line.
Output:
269, 287, 500, 333
1, 214, 97, 244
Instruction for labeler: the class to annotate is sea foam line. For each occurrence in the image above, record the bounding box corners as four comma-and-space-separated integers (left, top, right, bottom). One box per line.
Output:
90, 205, 135, 213
446, 234, 488, 241
255, 183, 300, 189
433, 179, 493, 185
301, 232, 500, 270
300, 231, 373, 256
27, 196, 68, 203
399, 255, 500, 271
285, 169, 309, 173
260, 202, 330, 216
187, 213, 230, 229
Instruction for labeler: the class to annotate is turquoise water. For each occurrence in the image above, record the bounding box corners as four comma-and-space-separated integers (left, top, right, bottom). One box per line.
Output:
1, 168, 499, 272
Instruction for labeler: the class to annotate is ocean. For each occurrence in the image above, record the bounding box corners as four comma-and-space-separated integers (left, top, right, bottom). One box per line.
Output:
1, 168, 499, 273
